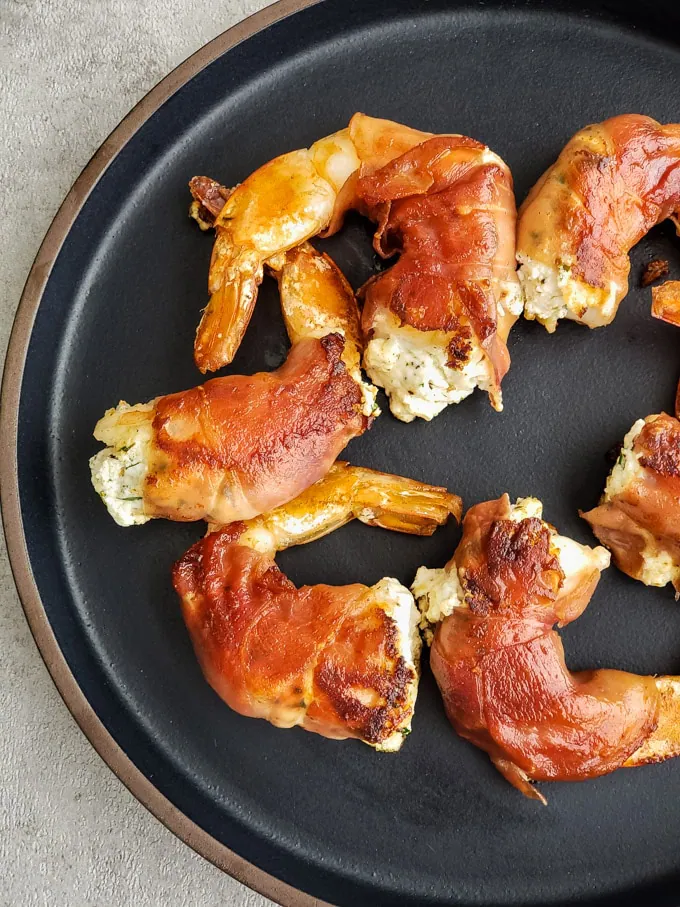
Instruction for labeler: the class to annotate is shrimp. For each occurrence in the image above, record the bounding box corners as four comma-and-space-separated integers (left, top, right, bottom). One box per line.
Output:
517, 114, 680, 332
412, 494, 680, 802
330, 138, 521, 419
191, 114, 430, 373
172, 463, 461, 749
90, 244, 378, 527
581, 412, 680, 595
191, 118, 521, 421
266, 242, 365, 384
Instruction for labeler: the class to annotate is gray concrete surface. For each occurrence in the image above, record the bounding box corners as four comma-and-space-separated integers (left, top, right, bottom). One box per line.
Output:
1, 2, 277, 904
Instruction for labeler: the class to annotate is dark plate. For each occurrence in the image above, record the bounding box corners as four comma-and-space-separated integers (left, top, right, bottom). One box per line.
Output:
4, 0, 680, 904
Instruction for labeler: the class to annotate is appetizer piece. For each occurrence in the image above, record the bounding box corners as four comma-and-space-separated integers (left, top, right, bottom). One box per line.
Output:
582, 413, 680, 594
173, 463, 461, 749
91, 240, 379, 527
192, 118, 521, 420
330, 138, 521, 420
517, 114, 680, 331
413, 495, 680, 802
191, 113, 430, 372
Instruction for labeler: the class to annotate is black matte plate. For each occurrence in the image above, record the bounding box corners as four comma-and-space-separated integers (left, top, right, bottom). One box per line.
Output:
7, 1, 680, 904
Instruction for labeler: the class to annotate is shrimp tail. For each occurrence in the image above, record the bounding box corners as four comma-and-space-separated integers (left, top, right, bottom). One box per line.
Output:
189, 178, 262, 371
194, 236, 262, 372
224, 461, 461, 554
491, 756, 548, 806
343, 464, 462, 535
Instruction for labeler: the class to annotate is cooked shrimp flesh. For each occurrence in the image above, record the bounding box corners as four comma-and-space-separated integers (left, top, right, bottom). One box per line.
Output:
173, 464, 461, 749
191, 114, 429, 372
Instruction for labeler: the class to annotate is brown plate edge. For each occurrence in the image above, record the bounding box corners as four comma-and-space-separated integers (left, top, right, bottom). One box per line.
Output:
0, 2, 331, 905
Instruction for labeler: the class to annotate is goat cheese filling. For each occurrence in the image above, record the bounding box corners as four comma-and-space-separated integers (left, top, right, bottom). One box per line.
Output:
364, 316, 493, 423
518, 255, 619, 332
372, 577, 423, 751
89, 401, 155, 527
603, 420, 646, 500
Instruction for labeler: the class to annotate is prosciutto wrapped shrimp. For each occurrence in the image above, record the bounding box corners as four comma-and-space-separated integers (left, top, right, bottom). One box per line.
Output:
582, 412, 680, 594
90, 245, 377, 526
329, 136, 521, 420
412, 495, 680, 802
191, 114, 430, 373
191, 113, 521, 420
517, 114, 680, 331
173, 463, 461, 749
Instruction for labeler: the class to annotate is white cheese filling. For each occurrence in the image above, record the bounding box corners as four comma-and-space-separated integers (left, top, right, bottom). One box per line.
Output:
89, 401, 155, 527
637, 549, 680, 589
497, 279, 525, 319
411, 564, 465, 644
517, 254, 618, 332
364, 316, 493, 423
602, 419, 646, 501
372, 577, 422, 752
357, 375, 381, 419
413, 497, 610, 640
508, 496, 543, 522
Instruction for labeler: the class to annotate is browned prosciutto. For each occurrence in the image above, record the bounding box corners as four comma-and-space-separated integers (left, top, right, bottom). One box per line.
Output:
173, 463, 461, 748
329, 136, 521, 419
90, 218, 380, 529
90, 334, 372, 526
190, 114, 432, 373
190, 114, 521, 421
518, 114, 680, 331
582, 413, 680, 594
412, 495, 680, 802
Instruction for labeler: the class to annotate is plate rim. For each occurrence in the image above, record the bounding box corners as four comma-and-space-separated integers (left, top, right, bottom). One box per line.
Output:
0, 1, 332, 905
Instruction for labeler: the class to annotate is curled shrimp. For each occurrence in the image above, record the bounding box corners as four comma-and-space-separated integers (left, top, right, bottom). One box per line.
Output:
413, 494, 680, 802
191, 114, 429, 372
517, 114, 680, 332
191, 116, 520, 420
174, 463, 461, 749
90, 239, 377, 527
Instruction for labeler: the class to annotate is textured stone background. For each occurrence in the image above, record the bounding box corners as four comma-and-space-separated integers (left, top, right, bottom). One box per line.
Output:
1, 2, 275, 904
